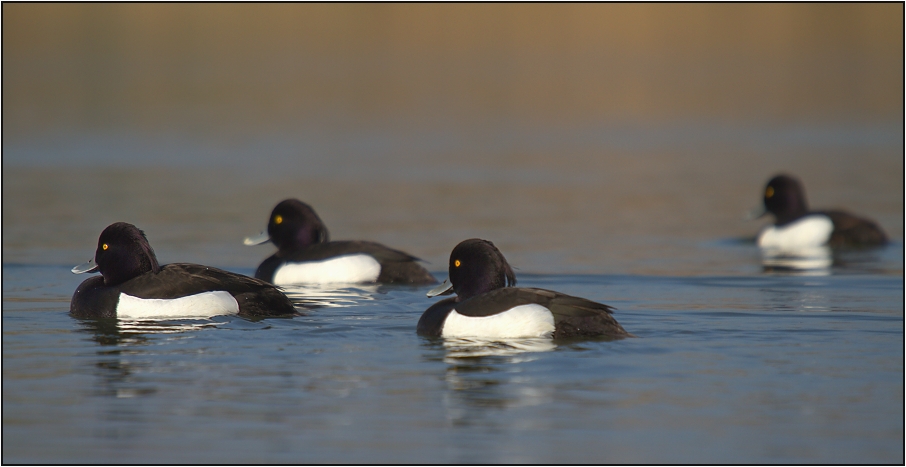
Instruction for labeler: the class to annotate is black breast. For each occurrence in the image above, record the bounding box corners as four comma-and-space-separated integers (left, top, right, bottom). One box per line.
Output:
417, 297, 457, 336
71, 275, 120, 318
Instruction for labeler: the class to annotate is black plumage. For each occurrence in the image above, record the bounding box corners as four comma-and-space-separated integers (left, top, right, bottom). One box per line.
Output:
418, 238, 632, 339
249, 199, 436, 285
71, 223, 296, 318
760, 174, 887, 247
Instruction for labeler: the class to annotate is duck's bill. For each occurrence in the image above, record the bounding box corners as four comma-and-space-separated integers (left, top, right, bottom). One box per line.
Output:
426, 279, 454, 298
745, 206, 767, 220
243, 231, 271, 246
71, 258, 99, 274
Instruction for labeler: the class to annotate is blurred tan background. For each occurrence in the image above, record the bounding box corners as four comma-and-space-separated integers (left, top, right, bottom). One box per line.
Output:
3, 3, 902, 273
4, 3, 901, 135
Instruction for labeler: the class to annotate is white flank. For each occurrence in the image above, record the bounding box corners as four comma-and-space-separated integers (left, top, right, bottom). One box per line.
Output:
272, 254, 381, 285
116, 291, 240, 319
441, 304, 555, 339
757, 214, 833, 249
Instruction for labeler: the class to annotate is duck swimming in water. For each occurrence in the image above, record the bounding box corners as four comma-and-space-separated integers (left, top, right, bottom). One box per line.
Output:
754, 174, 887, 249
418, 238, 632, 339
71, 222, 296, 319
245, 199, 437, 286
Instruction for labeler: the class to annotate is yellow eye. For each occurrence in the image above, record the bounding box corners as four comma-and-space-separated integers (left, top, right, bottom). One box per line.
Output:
765, 186, 774, 198
454, 259, 461, 267
102, 243, 108, 250
274, 215, 283, 225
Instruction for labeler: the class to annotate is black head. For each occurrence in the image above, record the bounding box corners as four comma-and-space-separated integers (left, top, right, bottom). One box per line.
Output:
266, 199, 330, 254
93, 222, 160, 286
447, 238, 516, 300
763, 174, 810, 225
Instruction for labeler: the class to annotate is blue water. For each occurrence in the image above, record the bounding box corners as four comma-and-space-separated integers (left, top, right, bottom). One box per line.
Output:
3, 250, 902, 463
3, 124, 902, 463
2, 144, 903, 464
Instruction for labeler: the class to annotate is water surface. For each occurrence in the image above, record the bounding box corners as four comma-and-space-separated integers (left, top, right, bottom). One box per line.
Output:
3, 254, 903, 463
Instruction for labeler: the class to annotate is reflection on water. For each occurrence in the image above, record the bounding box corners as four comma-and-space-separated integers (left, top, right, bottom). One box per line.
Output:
760, 245, 832, 275
77, 316, 226, 347
418, 336, 556, 425
421, 336, 556, 431
111, 319, 223, 334
442, 369, 554, 422
281, 283, 379, 309
436, 343, 555, 430
759, 244, 897, 276
75, 317, 227, 400
441, 337, 557, 360
3, 265, 902, 464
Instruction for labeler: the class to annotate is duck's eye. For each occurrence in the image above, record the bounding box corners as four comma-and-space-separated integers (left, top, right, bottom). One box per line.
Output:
765, 186, 774, 199
274, 215, 283, 225
102, 243, 108, 251
454, 259, 461, 267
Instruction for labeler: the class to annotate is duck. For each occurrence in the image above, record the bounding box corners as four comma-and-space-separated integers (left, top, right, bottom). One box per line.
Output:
71, 222, 296, 319
417, 238, 632, 339
754, 174, 887, 249
244, 199, 437, 286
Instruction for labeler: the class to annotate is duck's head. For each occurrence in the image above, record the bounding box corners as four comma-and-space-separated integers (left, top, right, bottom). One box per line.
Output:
428, 238, 516, 300
244, 199, 329, 253
72, 222, 160, 286
761, 174, 810, 225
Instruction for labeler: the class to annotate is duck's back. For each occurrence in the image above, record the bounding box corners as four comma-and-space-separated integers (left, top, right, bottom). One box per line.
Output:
146, 264, 296, 317
332, 241, 435, 284
258, 240, 436, 285
530, 288, 630, 339
452, 287, 631, 339
820, 210, 888, 247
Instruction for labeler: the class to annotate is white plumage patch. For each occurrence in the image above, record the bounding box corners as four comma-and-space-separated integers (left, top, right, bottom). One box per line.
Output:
116, 291, 240, 319
441, 304, 555, 339
758, 214, 833, 249
272, 254, 381, 285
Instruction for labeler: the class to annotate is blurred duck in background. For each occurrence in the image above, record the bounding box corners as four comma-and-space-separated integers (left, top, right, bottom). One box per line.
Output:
752, 174, 887, 273
753, 174, 888, 249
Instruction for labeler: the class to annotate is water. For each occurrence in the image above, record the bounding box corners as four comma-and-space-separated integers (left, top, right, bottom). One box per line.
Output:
3, 4, 903, 464
3, 260, 903, 463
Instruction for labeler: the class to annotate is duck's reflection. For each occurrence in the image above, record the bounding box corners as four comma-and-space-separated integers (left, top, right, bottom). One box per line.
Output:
421, 337, 556, 427
758, 242, 895, 276
79, 317, 226, 346
76, 317, 228, 399
760, 246, 832, 275
441, 337, 556, 360
280, 283, 380, 309
758, 285, 833, 315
